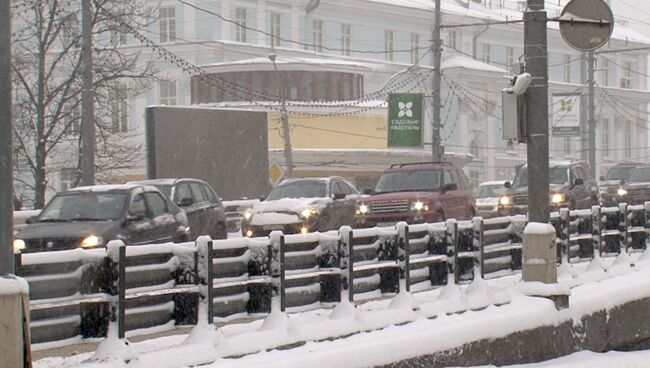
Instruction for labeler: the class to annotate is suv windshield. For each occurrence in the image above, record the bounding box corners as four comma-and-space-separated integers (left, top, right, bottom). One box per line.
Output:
374, 170, 442, 194
39, 192, 127, 221
267, 181, 327, 200
475, 184, 507, 198
512, 167, 569, 187
629, 167, 650, 182
606, 166, 636, 181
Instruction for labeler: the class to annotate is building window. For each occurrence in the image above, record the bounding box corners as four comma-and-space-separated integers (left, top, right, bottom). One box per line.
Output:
59, 168, 77, 191
385, 30, 394, 62
160, 80, 177, 105
62, 14, 79, 47
621, 61, 632, 88
312, 19, 323, 52
470, 140, 480, 160
110, 83, 129, 133
341, 23, 351, 56
601, 118, 610, 158
600, 58, 609, 87
563, 55, 571, 83
64, 104, 80, 136
506, 47, 514, 75
235, 8, 247, 43
270, 12, 281, 47
411, 33, 420, 64
563, 137, 571, 156
482, 44, 491, 64
625, 120, 632, 158
159, 7, 176, 43
446, 30, 457, 50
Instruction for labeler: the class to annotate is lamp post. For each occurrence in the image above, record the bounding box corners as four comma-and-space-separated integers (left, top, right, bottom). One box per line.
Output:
268, 53, 294, 178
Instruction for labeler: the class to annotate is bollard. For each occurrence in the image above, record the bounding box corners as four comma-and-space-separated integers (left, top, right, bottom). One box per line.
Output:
472, 217, 484, 279
592, 205, 602, 259
0, 276, 31, 368
446, 220, 459, 284
559, 208, 571, 265
522, 222, 557, 284
619, 203, 629, 255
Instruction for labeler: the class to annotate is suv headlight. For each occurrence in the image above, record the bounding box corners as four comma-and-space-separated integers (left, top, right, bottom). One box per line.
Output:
499, 195, 512, 206
300, 208, 318, 219
356, 204, 370, 215
550, 193, 565, 204
13, 239, 25, 252
80, 235, 104, 249
410, 201, 429, 211
617, 188, 628, 196
243, 211, 252, 220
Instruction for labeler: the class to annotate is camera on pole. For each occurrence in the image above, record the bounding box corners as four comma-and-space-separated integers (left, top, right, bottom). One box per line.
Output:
502, 72, 531, 143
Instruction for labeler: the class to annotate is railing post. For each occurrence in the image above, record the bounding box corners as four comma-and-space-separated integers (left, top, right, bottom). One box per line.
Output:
13, 252, 21, 276
559, 208, 571, 265
592, 205, 602, 259
347, 230, 354, 303
279, 235, 286, 312
446, 219, 459, 284
404, 225, 410, 292
619, 203, 629, 255
206, 240, 214, 324
472, 217, 484, 279
645, 202, 650, 250
118, 245, 126, 340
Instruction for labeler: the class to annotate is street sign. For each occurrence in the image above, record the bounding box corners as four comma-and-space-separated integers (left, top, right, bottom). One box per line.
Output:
559, 0, 614, 51
269, 159, 284, 186
552, 94, 581, 136
387, 93, 423, 147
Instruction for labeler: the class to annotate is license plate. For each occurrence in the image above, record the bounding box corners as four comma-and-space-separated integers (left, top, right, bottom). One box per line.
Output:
262, 224, 285, 231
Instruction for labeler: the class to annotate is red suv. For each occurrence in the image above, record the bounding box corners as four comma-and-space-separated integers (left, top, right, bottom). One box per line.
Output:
355, 162, 476, 227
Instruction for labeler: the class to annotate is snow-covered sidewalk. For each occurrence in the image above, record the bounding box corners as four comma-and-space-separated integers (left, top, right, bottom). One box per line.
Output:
34, 250, 650, 368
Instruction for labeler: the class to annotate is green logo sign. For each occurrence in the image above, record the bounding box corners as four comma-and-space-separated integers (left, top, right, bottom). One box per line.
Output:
388, 93, 423, 147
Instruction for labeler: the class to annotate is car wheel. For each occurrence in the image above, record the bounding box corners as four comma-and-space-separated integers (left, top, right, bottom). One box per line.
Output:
212, 221, 228, 240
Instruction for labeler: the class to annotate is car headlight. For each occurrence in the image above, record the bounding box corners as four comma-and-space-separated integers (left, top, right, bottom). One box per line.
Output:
243, 211, 252, 220
301, 208, 318, 219
410, 201, 429, 211
617, 188, 628, 196
356, 204, 370, 215
13, 239, 25, 253
499, 196, 512, 206
550, 193, 565, 204
80, 235, 103, 249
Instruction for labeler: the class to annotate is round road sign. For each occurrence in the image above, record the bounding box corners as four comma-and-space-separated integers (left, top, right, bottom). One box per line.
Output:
559, 0, 614, 51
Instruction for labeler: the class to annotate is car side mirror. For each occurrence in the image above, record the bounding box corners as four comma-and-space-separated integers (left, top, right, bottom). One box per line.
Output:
574, 178, 584, 186
599, 176, 605, 181
362, 188, 372, 195
504, 181, 511, 189
127, 210, 146, 222
441, 183, 457, 193
259, 196, 266, 201
333, 193, 346, 200
620, 179, 626, 185
177, 197, 194, 207
25, 216, 37, 224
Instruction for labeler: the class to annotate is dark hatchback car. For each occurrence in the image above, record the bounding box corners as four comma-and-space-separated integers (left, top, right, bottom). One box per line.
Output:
129, 178, 227, 239
241, 177, 359, 237
13, 184, 190, 253
617, 165, 650, 205
354, 162, 476, 227
599, 162, 643, 206
498, 161, 598, 215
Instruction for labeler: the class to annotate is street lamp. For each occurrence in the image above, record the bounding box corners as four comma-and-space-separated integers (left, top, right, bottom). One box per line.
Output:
268, 53, 294, 178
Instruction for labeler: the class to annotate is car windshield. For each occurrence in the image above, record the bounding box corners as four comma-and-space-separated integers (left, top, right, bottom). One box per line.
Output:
629, 168, 650, 182
267, 180, 327, 200
606, 166, 636, 181
512, 167, 569, 187
38, 192, 127, 221
475, 184, 507, 198
374, 170, 441, 193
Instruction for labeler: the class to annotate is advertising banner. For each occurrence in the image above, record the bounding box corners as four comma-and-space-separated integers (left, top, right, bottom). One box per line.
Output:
388, 93, 423, 147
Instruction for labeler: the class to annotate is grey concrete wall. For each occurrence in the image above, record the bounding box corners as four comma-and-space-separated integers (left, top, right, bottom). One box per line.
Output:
146, 106, 270, 200
378, 297, 650, 368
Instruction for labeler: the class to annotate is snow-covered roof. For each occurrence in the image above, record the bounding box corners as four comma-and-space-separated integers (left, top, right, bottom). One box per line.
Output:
199, 57, 376, 72
442, 55, 506, 74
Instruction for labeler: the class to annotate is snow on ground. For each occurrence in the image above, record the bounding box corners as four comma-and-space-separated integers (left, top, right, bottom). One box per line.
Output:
32, 251, 650, 368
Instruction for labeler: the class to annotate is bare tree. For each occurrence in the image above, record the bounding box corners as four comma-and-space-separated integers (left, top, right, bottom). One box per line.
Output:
12, 0, 156, 208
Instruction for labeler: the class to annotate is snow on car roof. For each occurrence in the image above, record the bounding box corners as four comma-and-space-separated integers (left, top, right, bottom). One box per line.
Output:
69, 183, 158, 192
478, 180, 509, 187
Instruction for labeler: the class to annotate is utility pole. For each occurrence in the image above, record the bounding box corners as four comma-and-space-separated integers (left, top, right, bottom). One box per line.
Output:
80, 0, 95, 185
268, 53, 294, 177
525, 0, 550, 223
0, 0, 13, 275
587, 51, 596, 178
432, 0, 443, 162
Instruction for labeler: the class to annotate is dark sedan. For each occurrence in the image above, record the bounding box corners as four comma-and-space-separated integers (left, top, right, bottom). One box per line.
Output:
617, 166, 650, 205
13, 184, 190, 253
241, 177, 359, 237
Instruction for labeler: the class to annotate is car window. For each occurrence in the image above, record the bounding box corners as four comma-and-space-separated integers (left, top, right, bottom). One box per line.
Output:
174, 183, 193, 204
189, 183, 207, 202
267, 180, 328, 199
606, 166, 636, 180
374, 170, 442, 193
145, 192, 168, 218
40, 192, 127, 221
475, 185, 507, 198
339, 180, 356, 195
201, 184, 216, 201
629, 167, 650, 182
443, 170, 453, 185
129, 193, 147, 218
